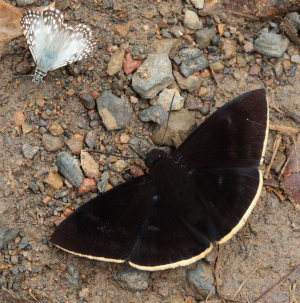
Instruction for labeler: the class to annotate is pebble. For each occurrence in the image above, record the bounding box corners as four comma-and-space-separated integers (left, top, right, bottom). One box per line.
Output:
186, 261, 216, 300
254, 33, 289, 57
56, 152, 84, 187
191, 0, 204, 9
196, 27, 216, 49
244, 41, 254, 52
14, 111, 26, 126
210, 61, 224, 73
80, 151, 100, 178
170, 25, 185, 38
157, 88, 184, 111
43, 171, 63, 190
0, 226, 19, 249
29, 181, 40, 193
184, 10, 202, 30
97, 171, 110, 193
178, 48, 209, 77
42, 134, 64, 152
173, 71, 202, 92
107, 48, 125, 76
16, 59, 32, 74
112, 160, 129, 173
249, 64, 261, 75
66, 138, 84, 155
221, 38, 237, 59
152, 109, 195, 147
85, 131, 97, 149
18, 237, 29, 250
185, 95, 202, 110
120, 133, 130, 143
80, 93, 96, 110
54, 189, 70, 199
21, 123, 33, 134
97, 91, 133, 130
123, 53, 142, 74
151, 38, 181, 55
22, 143, 39, 159
66, 266, 81, 290
116, 266, 150, 291
78, 178, 97, 195
132, 53, 174, 99
291, 54, 300, 64
139, 104, 168, 125
48, 123, 64, 136
16, 0, 36, 5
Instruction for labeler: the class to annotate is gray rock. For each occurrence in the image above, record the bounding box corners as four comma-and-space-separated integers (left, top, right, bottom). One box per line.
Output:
152, 109, 195, 147
66, 266, 81, 290
16, 0, 37, 5
116, 266, 149, 292
85, 131, 97, 149
186, 261, 216, 300
97, 91, 132, 130
42, 134, 64, 152
184, 10, 202, 30
54, 189, 70, 199
97, 171, 110, 193
56, 152, 83, 187
139, 105, 168, 125
170, 25, 185, 38
132, 53, 174, 99
22, 143, 39, 159
196, 28, 216, 49
0, 227, 19, 249
173, 71, 202, 92
185, 95, 203, 110
254, 33, 289, 57
80, 93, 96, 110
18, 237, 29, 249
179, 48, 209, 77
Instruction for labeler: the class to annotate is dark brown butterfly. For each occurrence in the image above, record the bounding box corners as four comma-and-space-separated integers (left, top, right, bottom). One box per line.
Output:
51, 89, 268, 271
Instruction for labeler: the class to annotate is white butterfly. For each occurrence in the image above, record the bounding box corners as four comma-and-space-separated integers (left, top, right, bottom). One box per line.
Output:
20, 8, 96, 84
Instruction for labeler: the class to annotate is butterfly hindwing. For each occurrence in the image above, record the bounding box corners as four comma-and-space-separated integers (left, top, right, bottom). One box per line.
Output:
51, 176, 153, 262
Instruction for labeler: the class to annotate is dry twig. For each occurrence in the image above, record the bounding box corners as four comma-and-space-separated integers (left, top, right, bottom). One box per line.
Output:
253, 264, 300, 302
269, 124, 299, 134
264, 134, 282, 179
232, 255, 271, 299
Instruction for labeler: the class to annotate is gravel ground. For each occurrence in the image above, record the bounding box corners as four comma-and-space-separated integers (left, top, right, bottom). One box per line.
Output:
0, 0, 300, 302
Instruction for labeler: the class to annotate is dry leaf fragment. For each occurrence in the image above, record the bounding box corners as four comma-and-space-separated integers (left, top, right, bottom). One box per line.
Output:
0, 1, 55, 54
280, 136, 300, 208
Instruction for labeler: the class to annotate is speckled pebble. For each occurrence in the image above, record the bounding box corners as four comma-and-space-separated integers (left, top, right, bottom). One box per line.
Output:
139, 104, 168, 125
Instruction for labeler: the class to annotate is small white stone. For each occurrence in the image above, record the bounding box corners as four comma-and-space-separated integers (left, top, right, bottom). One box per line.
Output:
291, 54, 300, 64
157, 88, 184, 111
184, 10, 202, 30
191, 0, 205, 9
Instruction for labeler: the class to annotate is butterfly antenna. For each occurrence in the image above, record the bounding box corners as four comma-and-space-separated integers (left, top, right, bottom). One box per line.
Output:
158, 92, 176, 147
129, 145, 144, 160
87, 150, 136, 159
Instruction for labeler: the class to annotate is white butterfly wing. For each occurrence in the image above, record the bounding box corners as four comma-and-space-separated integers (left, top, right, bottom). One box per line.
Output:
21, 8, 95, 73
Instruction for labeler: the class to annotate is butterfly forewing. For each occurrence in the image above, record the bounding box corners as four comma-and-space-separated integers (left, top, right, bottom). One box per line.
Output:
171, 89, 268, 243
51, 176, 153, 262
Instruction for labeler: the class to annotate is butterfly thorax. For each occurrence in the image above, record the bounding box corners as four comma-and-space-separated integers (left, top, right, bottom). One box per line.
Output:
145, 149, 168, 168
33, 68, 47, 83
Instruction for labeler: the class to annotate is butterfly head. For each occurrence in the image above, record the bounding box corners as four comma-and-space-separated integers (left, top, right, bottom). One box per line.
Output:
145, 149, 167, 168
